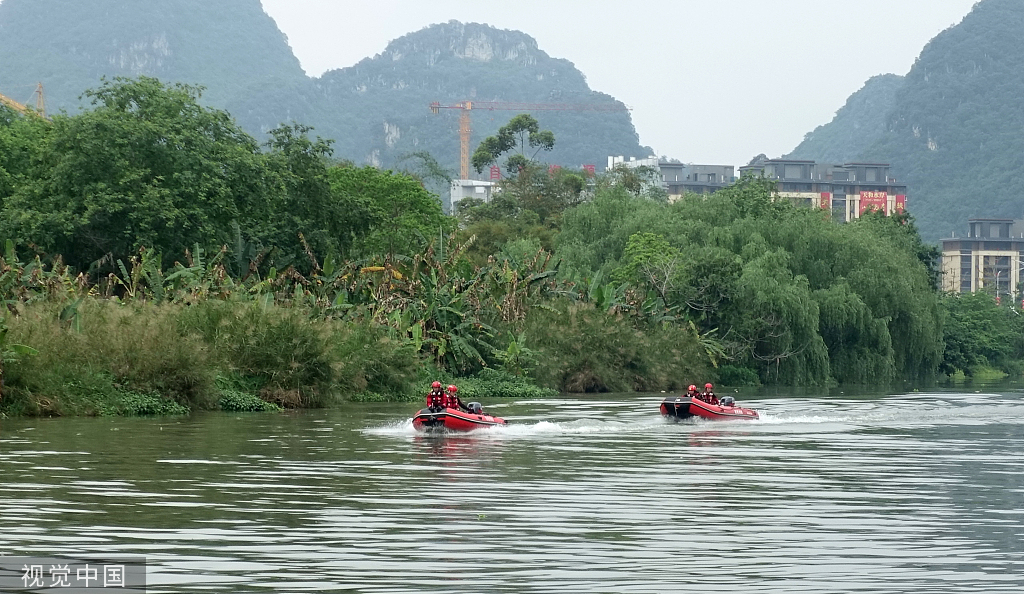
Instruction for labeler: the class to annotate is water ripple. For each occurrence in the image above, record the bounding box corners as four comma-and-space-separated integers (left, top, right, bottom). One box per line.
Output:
1, 392, 1022, 592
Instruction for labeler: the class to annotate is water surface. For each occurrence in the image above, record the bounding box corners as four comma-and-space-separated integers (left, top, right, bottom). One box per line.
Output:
1, 388, 1022, 592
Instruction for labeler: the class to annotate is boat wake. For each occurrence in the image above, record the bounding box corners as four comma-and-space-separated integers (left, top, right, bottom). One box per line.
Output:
365, 415, 689, 440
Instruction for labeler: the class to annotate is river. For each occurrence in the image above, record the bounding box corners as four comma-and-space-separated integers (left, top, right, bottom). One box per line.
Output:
1, 387, 1022, 593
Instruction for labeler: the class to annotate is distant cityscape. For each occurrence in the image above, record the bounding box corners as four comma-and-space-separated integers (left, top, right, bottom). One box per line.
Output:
453, 155, 908, 223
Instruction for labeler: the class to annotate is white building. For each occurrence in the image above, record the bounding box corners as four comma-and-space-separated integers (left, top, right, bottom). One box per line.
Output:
450, 179, 497, 210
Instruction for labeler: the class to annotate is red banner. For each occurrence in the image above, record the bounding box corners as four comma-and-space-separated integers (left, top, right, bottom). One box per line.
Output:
489, 165, 501, 181
895, 194, 906, 213
819, 192, 831, 210
859, 190, 888, 215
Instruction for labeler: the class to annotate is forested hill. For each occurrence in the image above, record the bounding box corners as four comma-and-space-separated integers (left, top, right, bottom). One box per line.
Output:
786, 0, 1024, 242
230, 20, 649, 173
785, 74, 903, 164
0, 0, 309, 109
0, 1, 649, 173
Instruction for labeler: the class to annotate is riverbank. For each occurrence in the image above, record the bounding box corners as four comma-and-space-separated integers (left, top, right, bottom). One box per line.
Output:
0, 299, 604, 418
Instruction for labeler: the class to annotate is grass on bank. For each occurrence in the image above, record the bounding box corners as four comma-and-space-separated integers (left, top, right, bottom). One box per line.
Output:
0, 299, 562, 417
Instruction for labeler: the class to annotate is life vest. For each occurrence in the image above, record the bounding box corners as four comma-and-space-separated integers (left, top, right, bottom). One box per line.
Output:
427, 389, 444, 408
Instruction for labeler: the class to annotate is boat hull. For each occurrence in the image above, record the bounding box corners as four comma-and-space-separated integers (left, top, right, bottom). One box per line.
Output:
661, 396, 758, 421
412, 407, 507, 432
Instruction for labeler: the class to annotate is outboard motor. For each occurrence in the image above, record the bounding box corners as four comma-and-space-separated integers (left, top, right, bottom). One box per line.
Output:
719, 396, 736, 407
467, 402, 484, 414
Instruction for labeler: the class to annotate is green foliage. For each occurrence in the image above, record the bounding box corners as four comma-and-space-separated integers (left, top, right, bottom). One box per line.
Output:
0, 78, 459, 279
219, 390, 282, 412
940, 291, 1023, 376
103, 390, 190, 417
472, 114, 555, 175
525, 303, 711, 392
177, 300, 335, 406
716, 365, 761, 387
599, 164, 669, 202
0, 77, 272, 272
614, 232, 682, 310
450, 368, 557, 400
556, 185, 676, 278
556, 173, 943, 385
260, 123, 355, 265
329, 322, 422, 399
328, 164, 453, 260
492, 331, 538, 377
2, 301, 218, 415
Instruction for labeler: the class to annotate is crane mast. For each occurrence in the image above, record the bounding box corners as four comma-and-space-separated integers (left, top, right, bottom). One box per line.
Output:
429, 100, 630, 180
0, 83, 46, 118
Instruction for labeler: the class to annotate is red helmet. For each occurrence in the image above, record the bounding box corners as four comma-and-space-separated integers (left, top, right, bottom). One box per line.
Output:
705, 383, 713, 389
431, 381, 441, 388
688, 384, 697, 391
447, 385, 457, 393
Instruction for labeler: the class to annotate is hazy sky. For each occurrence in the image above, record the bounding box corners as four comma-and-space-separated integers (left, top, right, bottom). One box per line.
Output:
258, 0, 978, 167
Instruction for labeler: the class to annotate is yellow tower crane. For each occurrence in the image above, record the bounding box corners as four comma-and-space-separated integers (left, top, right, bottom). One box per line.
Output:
0, 83, 46, 118
429, 100, 631, 180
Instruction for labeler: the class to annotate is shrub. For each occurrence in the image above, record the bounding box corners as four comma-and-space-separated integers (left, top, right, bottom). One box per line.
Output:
453, 368, 557, 399
103, 390, 190, 416
219, 389, 282, 412
331, 322, 422, 399
3, 301, 216, 415
716, 365, 761, 387
178, 300, 335, 405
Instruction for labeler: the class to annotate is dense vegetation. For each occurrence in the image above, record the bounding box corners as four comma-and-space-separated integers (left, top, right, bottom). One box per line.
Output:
0, 1, 648, 191
786, 74, 904, 164
1, 76, 1019, 418
788, 0, 1024, 242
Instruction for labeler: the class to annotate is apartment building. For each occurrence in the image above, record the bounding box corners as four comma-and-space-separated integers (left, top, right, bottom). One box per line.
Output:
941, 218, 1024, 299
738, 159, 907, 222
606, 156, 735, 200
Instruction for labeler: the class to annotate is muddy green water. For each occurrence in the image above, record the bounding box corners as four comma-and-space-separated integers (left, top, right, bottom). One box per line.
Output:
1, 388, 1022, 593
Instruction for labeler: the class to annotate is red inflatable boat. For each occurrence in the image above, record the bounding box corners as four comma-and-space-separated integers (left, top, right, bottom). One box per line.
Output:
660, 395, 759, 421
412, 406, 507, 432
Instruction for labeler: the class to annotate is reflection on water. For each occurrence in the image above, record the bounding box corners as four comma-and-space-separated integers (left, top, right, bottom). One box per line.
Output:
1, 389, 1023, 593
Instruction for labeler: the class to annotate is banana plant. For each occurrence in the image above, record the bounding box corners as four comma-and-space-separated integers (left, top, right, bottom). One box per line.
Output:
163, 244, 234, 302
689, 320, 728, 368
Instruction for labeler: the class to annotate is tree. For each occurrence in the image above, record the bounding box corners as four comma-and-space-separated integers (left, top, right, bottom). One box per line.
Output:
260, 123, 372, 267
0, 77, 273, 271
328, 165, 453, 261
471, 114, 555, 175
598, 164, 668, 202
613, 232, 682, 310
0, 104, 51, 205
940, 292, 1020, 376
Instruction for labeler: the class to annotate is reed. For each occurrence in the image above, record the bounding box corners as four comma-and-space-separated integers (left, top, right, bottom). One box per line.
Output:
3, 301, 216, 415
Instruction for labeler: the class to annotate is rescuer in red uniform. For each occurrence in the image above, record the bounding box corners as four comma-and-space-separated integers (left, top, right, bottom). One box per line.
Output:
701, 383, 719, 406
445, 384, 471, 412
426, 381, 445, 412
